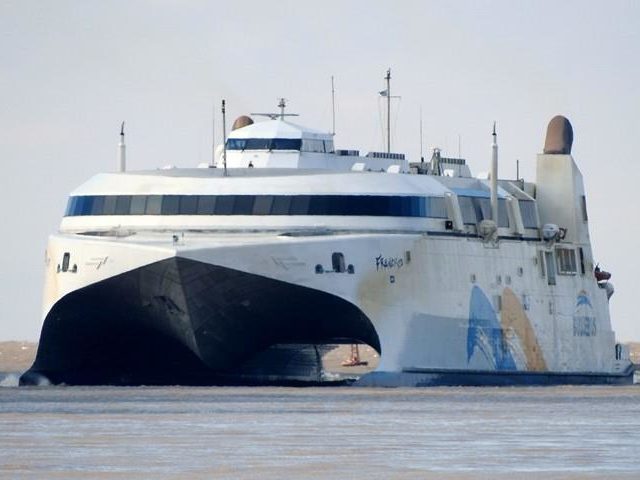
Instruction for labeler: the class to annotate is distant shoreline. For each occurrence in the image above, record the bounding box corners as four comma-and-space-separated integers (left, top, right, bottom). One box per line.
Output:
0, 341, 37, 373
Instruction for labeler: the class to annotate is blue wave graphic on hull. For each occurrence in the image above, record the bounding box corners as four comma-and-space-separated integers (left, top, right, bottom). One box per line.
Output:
466, 286, 516, 370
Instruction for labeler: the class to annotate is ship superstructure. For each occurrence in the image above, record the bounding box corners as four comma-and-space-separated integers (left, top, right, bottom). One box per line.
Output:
20, 99, 634, 386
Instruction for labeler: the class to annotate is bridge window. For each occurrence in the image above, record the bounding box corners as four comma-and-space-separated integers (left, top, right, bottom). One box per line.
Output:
226, 138, 301, 151
90, 196, 105, 215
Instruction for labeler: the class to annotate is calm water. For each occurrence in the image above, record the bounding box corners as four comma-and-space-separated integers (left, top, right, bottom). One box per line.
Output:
1, 375, 639, 479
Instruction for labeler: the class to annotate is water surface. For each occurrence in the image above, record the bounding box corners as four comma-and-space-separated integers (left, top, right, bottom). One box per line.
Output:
1, 381, 639, 479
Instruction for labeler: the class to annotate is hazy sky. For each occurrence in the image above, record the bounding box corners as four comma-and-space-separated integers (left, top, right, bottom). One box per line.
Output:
1, 0, 639, 341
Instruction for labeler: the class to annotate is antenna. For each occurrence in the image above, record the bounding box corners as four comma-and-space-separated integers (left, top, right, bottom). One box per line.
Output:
251, 99, 299, 120
331, 76, 336, 137
118, 121, 126, 172
211, 103, 216, 167
516, 159, 520, 181
379, 68, 400, 154
385, 69, 391, 153
419, 106, 424, 162
222, 99, 227, 176
458, 134, 461, 158
490, 122, 498, 222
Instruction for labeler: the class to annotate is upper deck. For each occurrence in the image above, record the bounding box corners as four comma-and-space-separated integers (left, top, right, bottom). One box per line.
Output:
58, 114, 592, 252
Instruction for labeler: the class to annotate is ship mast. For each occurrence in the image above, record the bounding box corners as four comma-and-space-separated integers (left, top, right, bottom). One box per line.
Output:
331, 76, 336, 137
278, 98, 287, 119
379, 69, 399, 154
222, 99, 228, 176
385, 69, 391, 153
491, 122, 498, 222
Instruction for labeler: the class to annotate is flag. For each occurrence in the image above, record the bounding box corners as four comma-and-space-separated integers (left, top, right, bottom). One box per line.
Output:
379, 89, 388, 97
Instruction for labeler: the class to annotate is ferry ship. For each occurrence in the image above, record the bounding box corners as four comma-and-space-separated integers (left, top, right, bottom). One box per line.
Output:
20, 84, 635, 386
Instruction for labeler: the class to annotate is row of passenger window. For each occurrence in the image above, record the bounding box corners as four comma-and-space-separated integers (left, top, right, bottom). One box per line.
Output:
66, 195, 448, 218
64, 194, 538, 228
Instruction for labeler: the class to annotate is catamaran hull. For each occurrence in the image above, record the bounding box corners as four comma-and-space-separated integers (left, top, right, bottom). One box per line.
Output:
20, 257, 379, 386
20, 231, 634, 387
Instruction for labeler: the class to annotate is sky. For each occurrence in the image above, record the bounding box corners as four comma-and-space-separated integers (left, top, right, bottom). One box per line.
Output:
1, 0, 639, 341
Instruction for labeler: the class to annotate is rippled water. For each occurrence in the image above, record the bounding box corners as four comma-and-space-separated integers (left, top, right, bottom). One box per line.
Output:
1, 377, 639, 479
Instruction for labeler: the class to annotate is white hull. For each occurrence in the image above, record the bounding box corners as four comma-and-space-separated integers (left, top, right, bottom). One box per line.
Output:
25, 228, 632, 385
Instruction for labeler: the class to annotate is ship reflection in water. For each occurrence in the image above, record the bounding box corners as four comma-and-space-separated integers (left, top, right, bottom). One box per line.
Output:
1, 384, 639, 478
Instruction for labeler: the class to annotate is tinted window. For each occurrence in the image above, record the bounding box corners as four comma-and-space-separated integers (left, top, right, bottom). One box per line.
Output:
115, 196, 131, 215
289, 196, 311, 215
271, 196, 291, 215
180, 196, 199, 214
253, 195, 273, 215
215, 196, 234, 215
90, 196, 105, 215
389, 196, 403, 217
308, 195, 329, 215
228, 138, 302, 151
197, 195, 216, 214
233, 196, 254, 214
146, 195, 162, 214
244, 138, 271, 150
65, 194, 487, 220
459, 197, 477, 224
427, 197, 448, 218
476, 198, 491, 221
498, 199, 509, 228
519, 200, 538, 229
338, 195, 361, 216
161, 196, 180, 215
130, 195, 147, 215
77, 196, 92, 215
226, 139, 247, 150
271, 138, 301, 150
103, 196, 117, 215
65, 197, 76, 216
